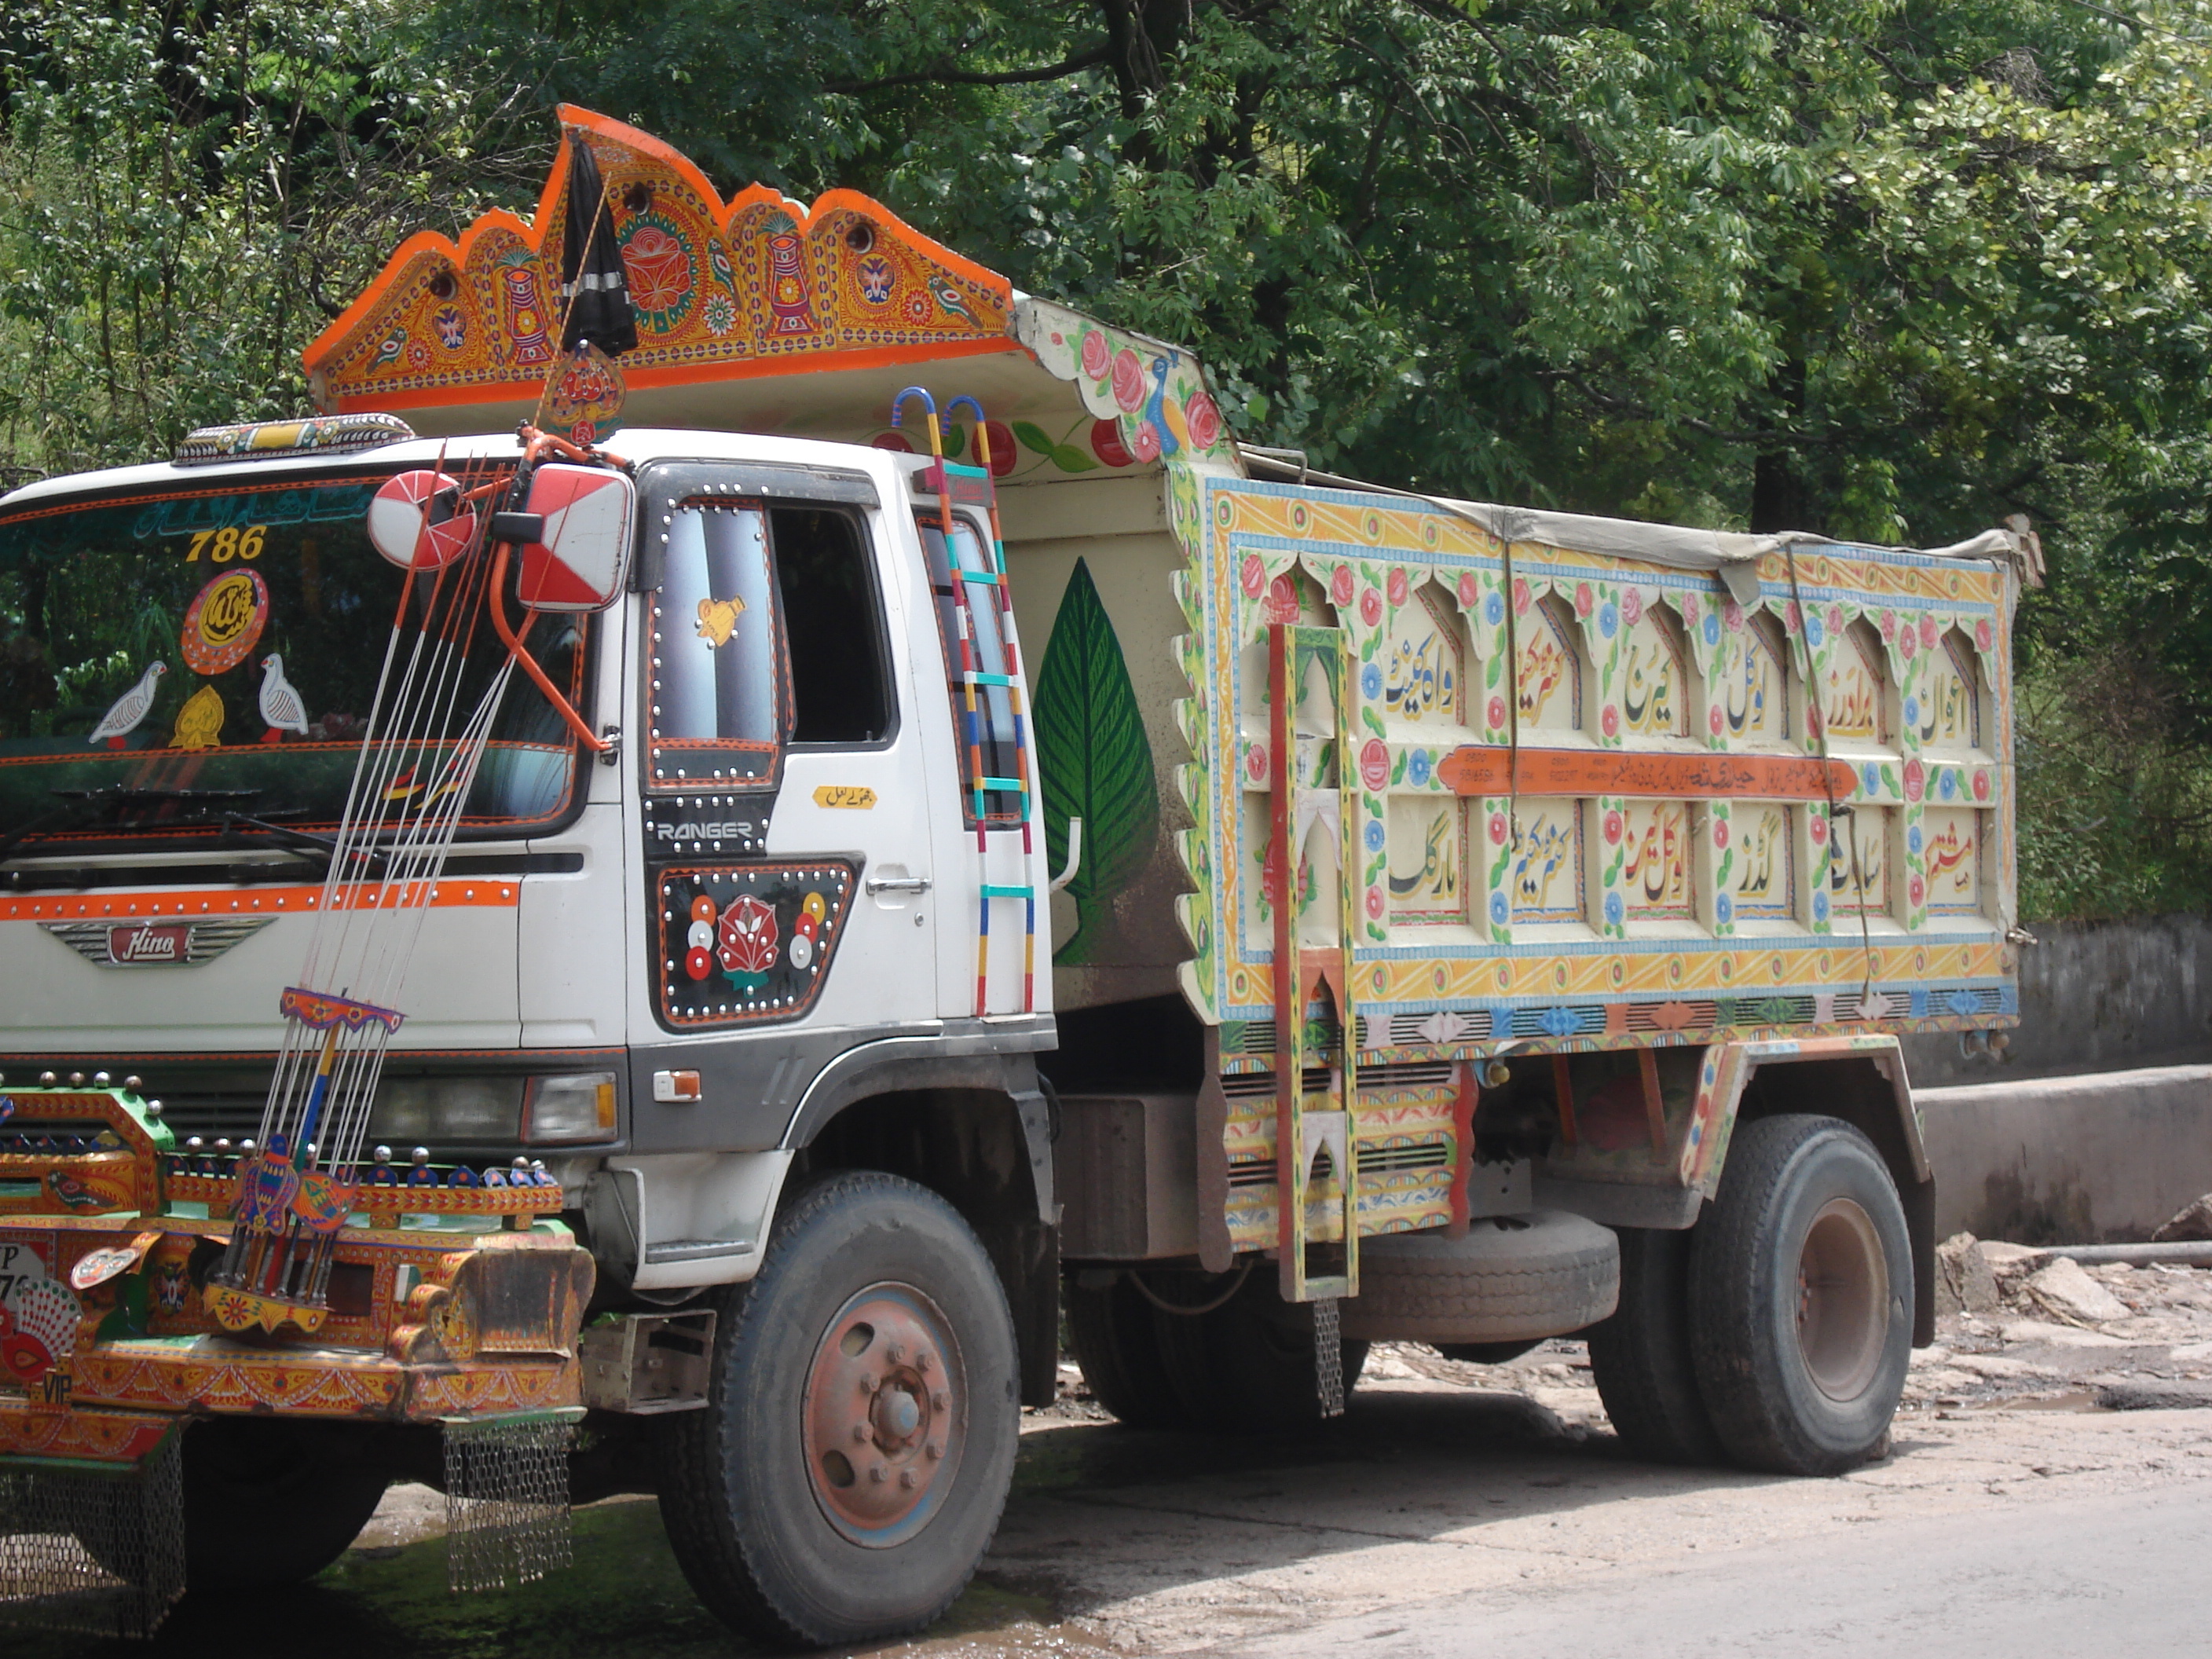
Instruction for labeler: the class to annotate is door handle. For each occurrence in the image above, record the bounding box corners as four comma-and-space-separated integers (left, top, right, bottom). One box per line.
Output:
865, 875, 932, 895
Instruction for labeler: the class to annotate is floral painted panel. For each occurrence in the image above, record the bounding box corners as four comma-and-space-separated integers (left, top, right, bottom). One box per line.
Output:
1388, 796, 1464, 924
1518, 599, 1583, 733
1921, 807, 1980, 914
1617, 604, 1690, 739
1619, 799, 1692, 920
1723, 803, 1795, 921
1917, 629, 1983, 753
1509, 798, 1584, 924
1718, 615, 1792, 747
1822, 621, 1889, 745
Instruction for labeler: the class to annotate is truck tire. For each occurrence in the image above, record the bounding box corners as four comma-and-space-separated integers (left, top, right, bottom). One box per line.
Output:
657, 1170, 1019, 1647
1064, 1272, 1194, 1430
1151, 1268, 1369, 1433
1339, 1211, 1619, 1344
1689, 1115, 1912, 1476
180, 1419, 389, 1588
1586, 1226, 1724, 1465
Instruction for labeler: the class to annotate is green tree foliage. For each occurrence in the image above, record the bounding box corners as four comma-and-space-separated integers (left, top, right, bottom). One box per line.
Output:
11, 0, 2212, 915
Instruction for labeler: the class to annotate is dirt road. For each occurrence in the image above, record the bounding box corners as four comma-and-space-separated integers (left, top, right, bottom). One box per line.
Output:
19, 1256, 2212, 1657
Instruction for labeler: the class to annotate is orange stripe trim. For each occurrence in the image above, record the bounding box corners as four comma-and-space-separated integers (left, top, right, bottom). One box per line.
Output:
4, 882, 520, 923
1436, 746, 1860, 801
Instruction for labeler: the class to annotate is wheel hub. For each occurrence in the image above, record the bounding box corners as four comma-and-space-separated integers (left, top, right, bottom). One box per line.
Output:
803, 1284, 965, 1546
1794, 1196, 1888, 1403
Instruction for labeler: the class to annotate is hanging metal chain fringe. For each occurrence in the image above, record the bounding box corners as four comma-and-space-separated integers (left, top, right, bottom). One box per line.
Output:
0, 1430, 185, 1639
443, 1412, 580, 1592
1313, 1296, 1346, 1418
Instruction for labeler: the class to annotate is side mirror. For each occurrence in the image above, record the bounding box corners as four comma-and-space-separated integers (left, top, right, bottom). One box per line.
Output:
511, 464, 635, 613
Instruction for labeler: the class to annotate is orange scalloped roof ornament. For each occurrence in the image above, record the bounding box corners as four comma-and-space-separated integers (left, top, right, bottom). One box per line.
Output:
305, 106, 1018, 419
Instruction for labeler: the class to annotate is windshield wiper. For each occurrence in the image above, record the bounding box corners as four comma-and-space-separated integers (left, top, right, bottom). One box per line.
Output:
0, 787, 265, 865
218, 812, 390, 875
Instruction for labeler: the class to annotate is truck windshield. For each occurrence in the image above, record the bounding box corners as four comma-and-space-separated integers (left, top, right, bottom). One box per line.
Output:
0, 467, 587, 855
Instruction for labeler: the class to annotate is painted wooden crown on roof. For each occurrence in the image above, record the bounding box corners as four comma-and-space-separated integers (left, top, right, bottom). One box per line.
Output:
305, 106, 1015, 415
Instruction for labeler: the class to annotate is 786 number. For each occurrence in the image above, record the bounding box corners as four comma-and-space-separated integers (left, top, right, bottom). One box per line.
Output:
186, 524, 266, 562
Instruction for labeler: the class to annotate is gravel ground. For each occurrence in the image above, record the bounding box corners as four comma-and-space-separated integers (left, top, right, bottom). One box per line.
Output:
174, 1253, 2212, 1659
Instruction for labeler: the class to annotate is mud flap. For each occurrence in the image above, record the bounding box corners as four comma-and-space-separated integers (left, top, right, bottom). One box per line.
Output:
442, 1408, 584, 1592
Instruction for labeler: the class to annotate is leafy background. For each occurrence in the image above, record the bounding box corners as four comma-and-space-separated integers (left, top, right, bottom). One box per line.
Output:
9, 0, 2212, 918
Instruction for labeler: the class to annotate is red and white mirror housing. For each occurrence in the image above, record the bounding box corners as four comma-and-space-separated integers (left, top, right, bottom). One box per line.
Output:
514, 464, 635, 612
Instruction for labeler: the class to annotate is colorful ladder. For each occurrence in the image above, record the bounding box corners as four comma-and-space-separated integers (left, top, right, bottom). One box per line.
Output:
890, 389, 1038, 1016
1267, 621, 1361, 1308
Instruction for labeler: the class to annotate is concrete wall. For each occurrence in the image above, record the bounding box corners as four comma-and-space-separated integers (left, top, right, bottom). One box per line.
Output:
1903, 913, 2212, 1088
1918, 1064, 2212, 1244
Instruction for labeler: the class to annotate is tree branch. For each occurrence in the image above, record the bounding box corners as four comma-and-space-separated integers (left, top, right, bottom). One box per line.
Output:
826, 42, 1110, 95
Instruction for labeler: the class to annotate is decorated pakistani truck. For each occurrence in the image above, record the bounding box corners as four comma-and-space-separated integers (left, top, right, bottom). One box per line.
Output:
0, 108, 2031, 1643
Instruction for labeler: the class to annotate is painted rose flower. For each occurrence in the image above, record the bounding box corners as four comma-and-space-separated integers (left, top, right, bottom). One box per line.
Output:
1908, 874, 1926, 908
1360, 587, 1383, 627
1575, 582, 1595, 617
1080, 330, 1111, 380
1972, 768, 1992, 802
1723, 600, 1743, 633
1090, 419, 1133, 467
1880, 610, 1897, 639
1785, 601, 1801, 634
1359, 738, 1391, 793
1919, 615, 1939, 649
1366, 885, 1386, 921
1457, 573, 1479, 607
1621, 587, 1643, 627
1713, 819, 1729, 850
1601, 704, 1621, 738
1246, 743, 1269, 783
1899, 626, 1917, 660
1903, 758, 1925, 802
1240, 555, 1267, 599
1387, 568, 1409, 607
1487, 696, 1507, 731
1975, 617, 1993, 652
1265, 573, 1299, 623
1683, 593, 1700, 624
1490, 811, 1510, 845
1603, 810, 1623, 844
1512, 577, 1531, 614
1111, 348, 1147, 412
1131, 421, 1161, 463
1709, 706, 1725, 736
1331, 565, 1356, 607
1185, 391, 1223, 452
1809, 813, 1828, 845
1829, 603, 1846, 635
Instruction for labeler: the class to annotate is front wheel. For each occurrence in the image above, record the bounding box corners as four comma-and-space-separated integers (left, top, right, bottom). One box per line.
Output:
658, 1170, 1020, 1648
181, 1419, 389, 1588
1689, 1115, 1912, 1475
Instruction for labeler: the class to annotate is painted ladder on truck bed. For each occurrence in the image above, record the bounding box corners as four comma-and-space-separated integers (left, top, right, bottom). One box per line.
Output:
1269, 622, 1361, 1328
893, 389, 1038, 1016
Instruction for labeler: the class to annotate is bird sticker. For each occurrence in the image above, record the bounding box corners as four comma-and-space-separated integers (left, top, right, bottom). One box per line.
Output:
258, 653, 309, 742
89, 662, 166, 748
696, 594, 746, 649
169, 683, 225, 750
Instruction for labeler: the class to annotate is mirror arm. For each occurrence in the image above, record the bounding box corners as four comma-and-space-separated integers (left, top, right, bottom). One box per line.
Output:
487, 538, 614, 755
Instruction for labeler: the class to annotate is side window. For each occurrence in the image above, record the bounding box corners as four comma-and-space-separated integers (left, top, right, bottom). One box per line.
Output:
917, 512, 1020, 821
647, 500, 786, 786
771, 507, 894, 745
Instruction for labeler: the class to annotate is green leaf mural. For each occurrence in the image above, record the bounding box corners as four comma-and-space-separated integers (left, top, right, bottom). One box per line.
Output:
1035, 557, 1158, 965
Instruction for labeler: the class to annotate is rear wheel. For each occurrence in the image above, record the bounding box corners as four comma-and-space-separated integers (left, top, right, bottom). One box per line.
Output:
1064, 1272, 1195, 1430
658, 1171, 1019, 1647
1150, 1267, 1368, 1434
1586, 1226, 1723, 1465
1689, 1115, 1911, 1475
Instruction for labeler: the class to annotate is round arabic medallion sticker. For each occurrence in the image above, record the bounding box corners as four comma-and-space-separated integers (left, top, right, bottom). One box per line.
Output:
181, 568, 269, 675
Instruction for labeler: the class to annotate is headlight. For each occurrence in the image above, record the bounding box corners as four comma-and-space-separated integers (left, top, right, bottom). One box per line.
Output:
371, 1077, 523, 1144
521, 1072, 618, 1144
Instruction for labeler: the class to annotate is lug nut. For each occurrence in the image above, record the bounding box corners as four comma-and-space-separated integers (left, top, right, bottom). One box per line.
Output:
886, 1343, 905, 1364
916, 1353, 932, 1375
927, 1442, 944, 1461
870, 1463, 888, 1484
900, 1470, 917, 1489
851, 1423, 870, 1443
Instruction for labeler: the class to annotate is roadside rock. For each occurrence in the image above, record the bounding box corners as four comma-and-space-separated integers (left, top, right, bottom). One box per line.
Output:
1936, 1232, 2001, 1316
2023, 1257, 2131, 1327
2152, 1193, 2212, 1243
1979, 1240, 2043, 1299
2093, 1379, 2212, 1411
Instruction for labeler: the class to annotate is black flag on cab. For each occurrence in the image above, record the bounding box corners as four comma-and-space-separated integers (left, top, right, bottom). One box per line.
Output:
559, 134, 639, 357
